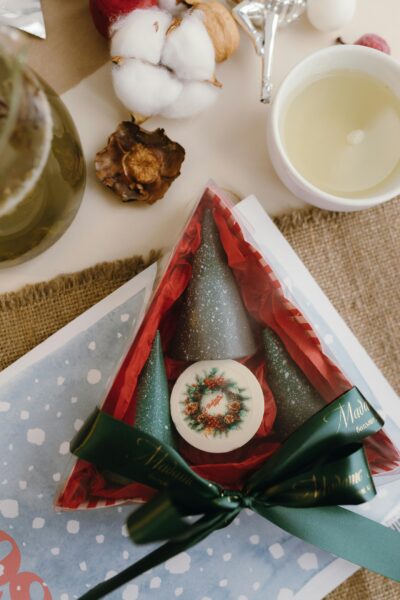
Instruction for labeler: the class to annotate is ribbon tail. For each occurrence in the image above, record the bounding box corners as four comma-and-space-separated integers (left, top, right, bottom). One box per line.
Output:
253, 502, 400, 582
77, 510, 236, 600
76, 539, 193, 600
127, 490, 197, 544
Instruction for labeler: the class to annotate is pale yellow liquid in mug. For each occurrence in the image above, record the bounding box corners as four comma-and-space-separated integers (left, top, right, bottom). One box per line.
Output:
282, 70, 400, 199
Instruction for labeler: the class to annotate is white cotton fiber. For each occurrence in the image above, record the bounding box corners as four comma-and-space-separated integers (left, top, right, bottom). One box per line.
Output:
161, 80, 219, 118
161, 12, 215, 81
112, 59, 182, 116
111, 8, 172, 64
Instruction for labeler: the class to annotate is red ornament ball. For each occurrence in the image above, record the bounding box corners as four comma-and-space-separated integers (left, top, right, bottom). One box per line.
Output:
89, 0, 158, 38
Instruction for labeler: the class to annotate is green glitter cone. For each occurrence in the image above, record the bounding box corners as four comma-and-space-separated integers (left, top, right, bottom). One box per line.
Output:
134, 331, 175, 447
170, 208, 257, 361
263, 327, 325, 440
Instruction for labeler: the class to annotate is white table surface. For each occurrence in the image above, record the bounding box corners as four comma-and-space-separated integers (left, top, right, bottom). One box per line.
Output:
2, 0, 399, 294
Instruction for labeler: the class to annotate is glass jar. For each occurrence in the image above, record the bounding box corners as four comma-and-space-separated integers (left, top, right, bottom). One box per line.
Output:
0, 26, 86, 267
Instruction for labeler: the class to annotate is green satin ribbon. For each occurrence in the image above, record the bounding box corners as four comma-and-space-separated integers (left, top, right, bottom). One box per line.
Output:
72, 388, 400, 599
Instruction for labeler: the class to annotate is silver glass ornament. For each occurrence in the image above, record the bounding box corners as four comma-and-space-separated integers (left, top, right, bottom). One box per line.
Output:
233, 0, 305, 103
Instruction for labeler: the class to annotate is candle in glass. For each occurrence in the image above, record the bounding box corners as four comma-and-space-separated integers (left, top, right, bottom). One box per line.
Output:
282, 70, 400, 199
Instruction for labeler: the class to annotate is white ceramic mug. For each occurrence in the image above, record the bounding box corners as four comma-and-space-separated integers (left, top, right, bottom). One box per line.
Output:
267, 45, 400, 212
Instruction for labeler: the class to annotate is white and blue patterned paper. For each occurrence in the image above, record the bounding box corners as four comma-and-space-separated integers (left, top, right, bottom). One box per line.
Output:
1, 260, 400, 600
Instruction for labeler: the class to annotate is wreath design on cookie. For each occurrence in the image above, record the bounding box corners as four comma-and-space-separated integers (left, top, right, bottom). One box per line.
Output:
181, 367, 249, 436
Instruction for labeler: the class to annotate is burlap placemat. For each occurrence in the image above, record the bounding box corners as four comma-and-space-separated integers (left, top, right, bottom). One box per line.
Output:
0, 201, 399, 599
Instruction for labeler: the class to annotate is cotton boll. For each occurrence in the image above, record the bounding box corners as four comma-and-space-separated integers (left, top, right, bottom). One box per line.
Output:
111, 8, 172, 64
161, 81, 219, 118
161, 12, 216, 81
112, 58, 182, 116
158, 0, 186, 16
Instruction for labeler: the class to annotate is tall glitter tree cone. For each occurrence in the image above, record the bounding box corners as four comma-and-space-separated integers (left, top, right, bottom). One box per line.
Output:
170, 208, 257, 361
262, 327, 325, 440
134, 331, 175, 447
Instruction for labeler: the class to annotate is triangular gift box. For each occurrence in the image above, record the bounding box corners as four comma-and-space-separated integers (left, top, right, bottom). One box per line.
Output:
58, 186, 400, 510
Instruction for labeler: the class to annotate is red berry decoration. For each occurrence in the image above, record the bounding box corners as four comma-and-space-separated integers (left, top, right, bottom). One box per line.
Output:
337, 33, 391, 55
89, 0, 157, 37
355, 33, 391, 54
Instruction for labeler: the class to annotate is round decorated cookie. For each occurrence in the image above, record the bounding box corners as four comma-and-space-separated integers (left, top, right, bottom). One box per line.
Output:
170, 360, 264, 453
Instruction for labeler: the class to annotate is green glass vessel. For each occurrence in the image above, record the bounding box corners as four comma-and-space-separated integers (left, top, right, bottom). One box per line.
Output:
0, 27, 86, 267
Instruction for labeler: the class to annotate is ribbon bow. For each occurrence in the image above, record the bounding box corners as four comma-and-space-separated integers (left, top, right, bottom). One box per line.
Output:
72, 388, 400, 599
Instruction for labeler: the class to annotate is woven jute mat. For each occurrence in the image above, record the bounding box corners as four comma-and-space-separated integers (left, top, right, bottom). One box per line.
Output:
1, 201, 399, 599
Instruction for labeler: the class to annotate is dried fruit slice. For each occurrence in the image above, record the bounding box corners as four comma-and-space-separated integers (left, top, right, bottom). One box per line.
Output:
95, 119, 185, 203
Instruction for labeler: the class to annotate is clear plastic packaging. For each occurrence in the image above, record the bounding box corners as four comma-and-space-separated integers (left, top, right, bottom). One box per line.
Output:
58, 183, 400, 509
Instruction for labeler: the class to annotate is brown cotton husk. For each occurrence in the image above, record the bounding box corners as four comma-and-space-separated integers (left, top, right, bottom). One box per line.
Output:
209, 75, 223, 88
130, 111, 148, 125
95, 119, 185, 204
190, 1, 240, 62
166, 16, 182, 35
